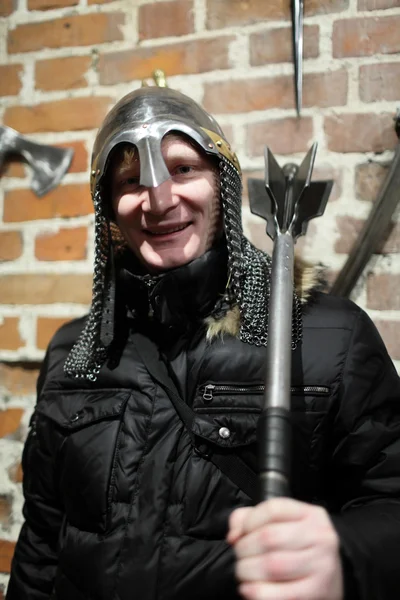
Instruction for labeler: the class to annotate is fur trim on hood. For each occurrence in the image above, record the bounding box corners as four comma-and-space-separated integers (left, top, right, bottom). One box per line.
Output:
205, 255, 325, 342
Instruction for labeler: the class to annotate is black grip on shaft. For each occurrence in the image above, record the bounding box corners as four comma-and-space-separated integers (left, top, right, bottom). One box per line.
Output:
258, 407, 291, 502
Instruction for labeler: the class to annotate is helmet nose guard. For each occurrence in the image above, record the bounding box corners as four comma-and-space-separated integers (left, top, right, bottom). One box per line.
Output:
90, 87, 240, 193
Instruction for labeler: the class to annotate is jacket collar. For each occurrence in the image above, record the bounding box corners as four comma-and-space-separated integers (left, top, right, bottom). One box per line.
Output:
117, 243, 228, 332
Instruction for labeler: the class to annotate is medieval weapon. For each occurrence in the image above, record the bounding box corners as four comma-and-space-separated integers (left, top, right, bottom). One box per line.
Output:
331, 110, 400, 297
248, 146, 332, 500
291, 0, 304, 116
0, 125, 73, 197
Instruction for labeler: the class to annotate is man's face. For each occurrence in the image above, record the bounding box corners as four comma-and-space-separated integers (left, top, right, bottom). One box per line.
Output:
111, 135, 221, 272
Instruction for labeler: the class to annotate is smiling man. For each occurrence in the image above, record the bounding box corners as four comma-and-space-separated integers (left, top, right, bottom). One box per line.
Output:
7, 87, 400, 600
110, 134, 221, 272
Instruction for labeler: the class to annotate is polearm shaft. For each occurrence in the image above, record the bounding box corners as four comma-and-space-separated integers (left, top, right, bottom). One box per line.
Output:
331, 112, 400, 297
248, 144, 332, 502
259, 232, 294, 499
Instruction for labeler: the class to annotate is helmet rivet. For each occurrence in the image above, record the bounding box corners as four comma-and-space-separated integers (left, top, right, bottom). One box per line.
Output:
142, 124, 148, 128
216, 140, 222, 147
208, 143, 213, 148
96, 169, 100, 175
91, 169, 96, 176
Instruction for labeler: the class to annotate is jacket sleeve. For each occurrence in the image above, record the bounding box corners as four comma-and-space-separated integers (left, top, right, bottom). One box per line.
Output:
327, 308, 400, 600
6, 352, 64, 600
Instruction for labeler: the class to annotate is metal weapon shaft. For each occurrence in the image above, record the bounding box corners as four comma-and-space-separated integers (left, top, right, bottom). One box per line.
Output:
259, 232, 293, 499
331, 114, 400, 297
249, 144, 331, 502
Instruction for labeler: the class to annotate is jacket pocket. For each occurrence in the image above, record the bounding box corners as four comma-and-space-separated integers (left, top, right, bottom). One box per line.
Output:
36, 388, 131, 533
191, 382, 332, 501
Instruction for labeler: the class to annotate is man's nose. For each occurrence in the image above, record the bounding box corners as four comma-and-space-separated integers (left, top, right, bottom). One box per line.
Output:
142, 179, 178, 215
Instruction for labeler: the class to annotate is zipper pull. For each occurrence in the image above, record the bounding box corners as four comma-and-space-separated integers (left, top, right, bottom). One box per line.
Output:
202, 384, 215, 402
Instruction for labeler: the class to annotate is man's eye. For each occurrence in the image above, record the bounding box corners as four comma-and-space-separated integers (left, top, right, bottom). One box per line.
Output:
119, 176, 140, 187
126, 176, 139, 184
174, 165, 193, 175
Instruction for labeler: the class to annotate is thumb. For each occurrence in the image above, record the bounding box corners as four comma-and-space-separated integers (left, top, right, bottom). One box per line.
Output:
227, 507, 252, 545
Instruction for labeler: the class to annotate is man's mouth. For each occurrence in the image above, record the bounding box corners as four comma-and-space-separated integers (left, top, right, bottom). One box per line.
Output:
144, 223, 191, 236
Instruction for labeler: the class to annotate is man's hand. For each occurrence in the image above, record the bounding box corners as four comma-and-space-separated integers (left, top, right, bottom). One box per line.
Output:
227, 498, 343, 600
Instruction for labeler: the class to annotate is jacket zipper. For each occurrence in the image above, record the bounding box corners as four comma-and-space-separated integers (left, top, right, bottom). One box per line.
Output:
201, 384, 330, 402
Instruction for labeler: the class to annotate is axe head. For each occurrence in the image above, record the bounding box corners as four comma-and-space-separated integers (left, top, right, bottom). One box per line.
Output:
0, 126, 73, 197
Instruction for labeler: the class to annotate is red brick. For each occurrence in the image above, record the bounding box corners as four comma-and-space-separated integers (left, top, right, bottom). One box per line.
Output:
335, 216, 400, 254
35, 56, 91, 91
247, 117, 314, 156
57, 141, 88, 173
0, 540, 15, 574
374, 321, 400, 360
324, 113, 397, 153
139, 0, 194, 40
358, 0, 400, 9
355, 161, 389, 201
0, 231, 23, 261
333, 16, 400, 58
206, 0, 348, 28
0, 497, 12, 527
204, 76, 293, 114
36, 317, 71, 350
35, 226, 88, 261
367, 274, 400, 310
3, 96, 113, 134
0, 0, 15, 17
0, 274, 92, 305
0, 318, 23, 350
359, 63, 400, 103
250, 25, 319, 66
303, 69, 348, 108
0, 363, 40, 396
98, 37, 233, 85
3, 184, 93, 222
0, 409, 23, 438
8, 13, 124, 54
28, 0, 78, 8
0, 161, 25, 179
203, 70, 347, 114
8, 462, 23, 484
0, 64, 23, 97
377, 223, 400, 253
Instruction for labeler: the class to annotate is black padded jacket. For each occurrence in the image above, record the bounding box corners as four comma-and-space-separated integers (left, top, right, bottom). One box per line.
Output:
7, 248, 400, 600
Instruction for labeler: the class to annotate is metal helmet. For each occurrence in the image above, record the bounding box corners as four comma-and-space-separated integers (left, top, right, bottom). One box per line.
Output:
64, 86, 301, 381
90, 86, 241, 194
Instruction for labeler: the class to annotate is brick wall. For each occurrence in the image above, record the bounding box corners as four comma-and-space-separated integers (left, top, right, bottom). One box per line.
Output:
0, 0, 399, 591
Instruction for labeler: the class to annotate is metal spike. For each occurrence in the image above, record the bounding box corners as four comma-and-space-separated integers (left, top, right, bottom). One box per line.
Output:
291, 0, 304, 117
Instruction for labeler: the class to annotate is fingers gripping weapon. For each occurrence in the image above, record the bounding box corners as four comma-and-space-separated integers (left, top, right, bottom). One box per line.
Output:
0, 125, 73, 197
248, 145, 332, 500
